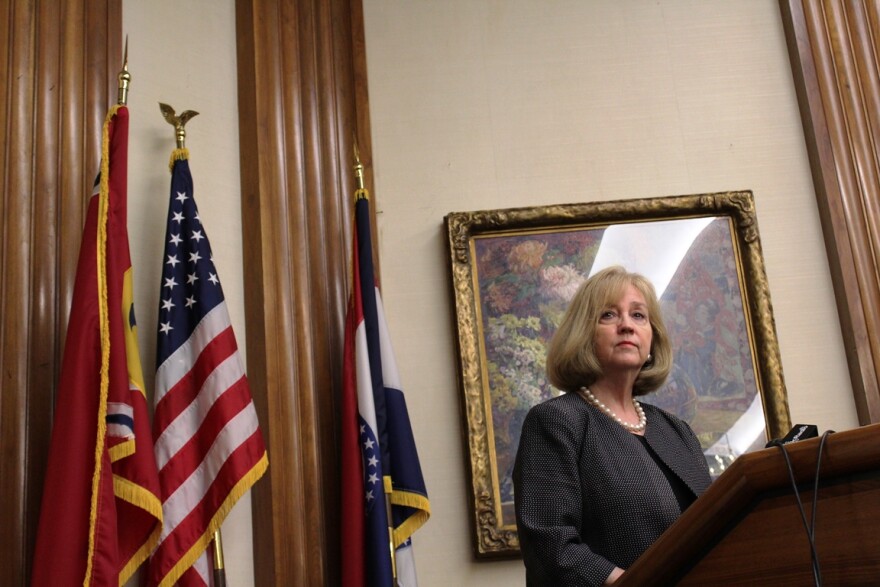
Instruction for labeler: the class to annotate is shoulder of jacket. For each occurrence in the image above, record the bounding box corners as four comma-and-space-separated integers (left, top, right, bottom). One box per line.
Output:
527, 392, 593, 427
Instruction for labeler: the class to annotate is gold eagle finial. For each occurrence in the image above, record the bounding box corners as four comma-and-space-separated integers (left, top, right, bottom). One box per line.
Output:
159, 102, 200, 148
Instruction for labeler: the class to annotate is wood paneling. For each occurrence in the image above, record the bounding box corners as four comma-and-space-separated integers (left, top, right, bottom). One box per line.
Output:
0, 1, 120, 585
780, 0, 880, 424
235, 0, 370, 583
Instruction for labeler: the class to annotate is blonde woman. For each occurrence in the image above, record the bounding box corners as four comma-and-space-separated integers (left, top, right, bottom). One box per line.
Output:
513, 266, 711, 586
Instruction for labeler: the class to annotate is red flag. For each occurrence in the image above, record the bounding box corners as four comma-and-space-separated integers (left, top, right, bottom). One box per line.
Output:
32, 105, 163, 586
148, 150, 268, 587
341, 265, 368, 586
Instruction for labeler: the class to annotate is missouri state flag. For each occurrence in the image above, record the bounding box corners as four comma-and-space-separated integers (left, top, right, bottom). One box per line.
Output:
148, 148, 268, 587
32, 105, 164, 586
341, 188, 431, 587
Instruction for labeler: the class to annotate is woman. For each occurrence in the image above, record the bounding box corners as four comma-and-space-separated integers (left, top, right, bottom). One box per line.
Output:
513, 266, 712, 586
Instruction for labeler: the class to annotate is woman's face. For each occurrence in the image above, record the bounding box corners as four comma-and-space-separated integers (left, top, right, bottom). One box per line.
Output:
593, 283, 653, 373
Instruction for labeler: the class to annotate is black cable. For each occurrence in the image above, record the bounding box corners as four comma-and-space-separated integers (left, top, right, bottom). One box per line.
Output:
809, 431, 834, 582
771, 430, 833, 587
772, 442, 820, 586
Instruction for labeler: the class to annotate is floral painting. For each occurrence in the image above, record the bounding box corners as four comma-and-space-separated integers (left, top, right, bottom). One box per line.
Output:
445, 193, 790, 557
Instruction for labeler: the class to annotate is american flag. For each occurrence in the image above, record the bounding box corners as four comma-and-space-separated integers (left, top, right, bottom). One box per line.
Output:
148, 151, 268, 587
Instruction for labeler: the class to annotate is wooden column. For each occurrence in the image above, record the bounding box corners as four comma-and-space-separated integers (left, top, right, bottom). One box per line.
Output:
0, 1, 120, 585
780, 0, 880, 424
235, 0, 372, 584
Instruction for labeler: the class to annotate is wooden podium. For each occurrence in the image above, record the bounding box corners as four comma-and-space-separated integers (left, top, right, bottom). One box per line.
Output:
618, 423, 880, 586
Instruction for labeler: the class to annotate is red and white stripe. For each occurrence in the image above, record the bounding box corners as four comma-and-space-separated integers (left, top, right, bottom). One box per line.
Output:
149, 301, 266, 587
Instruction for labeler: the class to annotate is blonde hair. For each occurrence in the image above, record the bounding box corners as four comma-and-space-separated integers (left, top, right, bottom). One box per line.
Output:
545, 265, 672, 396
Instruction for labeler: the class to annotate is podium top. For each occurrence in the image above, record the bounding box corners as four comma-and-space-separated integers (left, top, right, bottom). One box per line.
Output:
618, 423, 880, 586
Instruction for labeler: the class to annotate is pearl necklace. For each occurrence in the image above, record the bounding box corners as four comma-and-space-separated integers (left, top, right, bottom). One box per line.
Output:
578, 387, 646, 432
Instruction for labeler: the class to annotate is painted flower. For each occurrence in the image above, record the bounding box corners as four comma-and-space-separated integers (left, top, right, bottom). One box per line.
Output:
507, 240, 547, 273
540, 264, 585, 301
485, 281, 516, 314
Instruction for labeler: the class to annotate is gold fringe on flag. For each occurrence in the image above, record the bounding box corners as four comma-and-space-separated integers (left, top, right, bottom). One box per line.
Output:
84, 102, 121, 586
169, 147, 189, 171
156, 453, 269, 587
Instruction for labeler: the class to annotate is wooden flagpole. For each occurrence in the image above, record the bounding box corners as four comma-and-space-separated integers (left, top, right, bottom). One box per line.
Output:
211, 530, 228, 587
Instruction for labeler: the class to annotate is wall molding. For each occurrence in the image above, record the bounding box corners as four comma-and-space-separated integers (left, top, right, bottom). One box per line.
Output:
235, 0, 371, 583
0, 1, 121, 584
780, 0, 880, 424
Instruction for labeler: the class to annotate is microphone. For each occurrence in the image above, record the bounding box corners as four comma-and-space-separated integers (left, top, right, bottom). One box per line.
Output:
765, 424, 819, 448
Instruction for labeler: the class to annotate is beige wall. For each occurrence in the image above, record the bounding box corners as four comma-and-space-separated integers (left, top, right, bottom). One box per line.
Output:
364, 0, 858, 585
124, 1, 859, 585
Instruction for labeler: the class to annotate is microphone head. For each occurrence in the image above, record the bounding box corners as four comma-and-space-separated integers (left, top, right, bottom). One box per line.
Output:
765, 424, 818, 448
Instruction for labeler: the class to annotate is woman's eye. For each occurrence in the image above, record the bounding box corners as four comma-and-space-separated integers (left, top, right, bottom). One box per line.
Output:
632, 312, 647, 321
599, 310, 617, 321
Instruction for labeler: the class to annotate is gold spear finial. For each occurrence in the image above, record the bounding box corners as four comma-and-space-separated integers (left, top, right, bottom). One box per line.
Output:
159, 103, 200, 149
117, 36, 131, 105
353, 141, 369, 201
354, 141, 366, 191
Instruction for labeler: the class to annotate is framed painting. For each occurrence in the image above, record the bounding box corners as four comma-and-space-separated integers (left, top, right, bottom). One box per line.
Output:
444, 191, 791, 558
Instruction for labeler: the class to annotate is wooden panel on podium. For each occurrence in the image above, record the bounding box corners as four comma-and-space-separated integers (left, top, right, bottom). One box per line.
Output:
618, 424, 880, 586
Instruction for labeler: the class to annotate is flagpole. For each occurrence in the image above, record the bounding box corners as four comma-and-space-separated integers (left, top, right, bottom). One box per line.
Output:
211, 530, 228, 587
354, 146, 399, 587
118, 36, 130, 105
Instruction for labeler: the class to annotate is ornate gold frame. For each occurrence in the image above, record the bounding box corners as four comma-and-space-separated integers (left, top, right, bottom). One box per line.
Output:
444, 191, 791, 557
